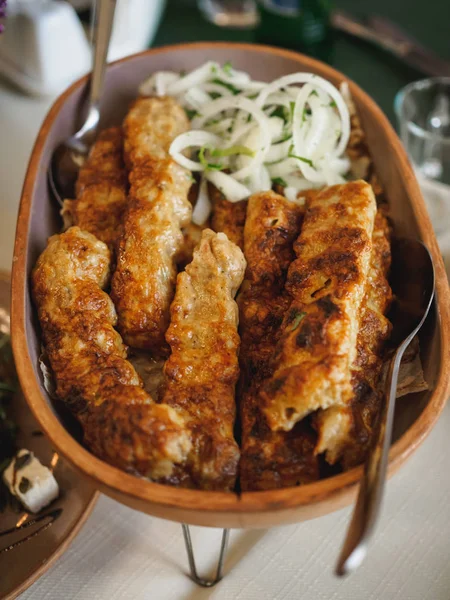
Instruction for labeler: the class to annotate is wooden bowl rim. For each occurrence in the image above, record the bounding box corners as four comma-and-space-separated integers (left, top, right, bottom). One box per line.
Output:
11, 41, 450, 517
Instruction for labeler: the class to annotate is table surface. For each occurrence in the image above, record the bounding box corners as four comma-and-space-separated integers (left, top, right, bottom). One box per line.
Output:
1, 1, 450, 598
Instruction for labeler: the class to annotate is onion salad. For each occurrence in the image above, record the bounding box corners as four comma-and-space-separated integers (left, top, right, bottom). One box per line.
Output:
139, 62, 351, 225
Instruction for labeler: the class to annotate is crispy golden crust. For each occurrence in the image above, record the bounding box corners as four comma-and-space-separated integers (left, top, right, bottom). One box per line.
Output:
32, 226, 191, 479
178, 221, 205, 268
314, 211, 392, 463
161, 229, 246, 491
238, 191, 319, 491
209, 182, 247, 249
260, 181, 377, 431
62, 127, 128, 250
111, 97, 192, 353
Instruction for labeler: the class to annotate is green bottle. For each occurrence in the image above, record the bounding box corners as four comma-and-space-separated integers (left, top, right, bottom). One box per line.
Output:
256, 0, 333, 59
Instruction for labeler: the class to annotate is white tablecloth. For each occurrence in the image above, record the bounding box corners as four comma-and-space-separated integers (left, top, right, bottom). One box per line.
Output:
2, 82, 450, 600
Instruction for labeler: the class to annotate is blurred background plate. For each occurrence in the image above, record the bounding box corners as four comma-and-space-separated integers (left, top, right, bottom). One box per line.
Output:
0, 271, 98, 600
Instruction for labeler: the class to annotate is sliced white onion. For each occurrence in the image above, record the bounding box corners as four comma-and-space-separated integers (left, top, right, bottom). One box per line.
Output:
257, 73, 350, 155
263, 93, 293, 109
202, 83, 234, 97
226, 121, 256, 147
192, 177, 211, 225
144, 63, 354, 199
284, 187, 303, 203
267, 157, 299, 178
242, 81, 267, 93
292, 83, 315, 158
215, 66, 251, 87
268, 116, 285, 141
283, 174, 320, 190
247, 165, 272, 194
265, 138, 292, 163
205, 171, 251, 202
206, 117, 235, 134
166, 61, 219, 96
184, 86, 213, 110
169, 130, 222, 171
139, 71, 181, 97
193, 96, 271, 181
155, 72, 180, 96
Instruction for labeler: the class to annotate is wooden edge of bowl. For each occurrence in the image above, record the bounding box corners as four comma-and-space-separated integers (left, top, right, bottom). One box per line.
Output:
10, 42, 450, 525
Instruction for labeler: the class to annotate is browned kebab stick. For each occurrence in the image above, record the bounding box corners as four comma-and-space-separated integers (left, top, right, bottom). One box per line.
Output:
238, 190, 320, 491
61, 127, 128, 253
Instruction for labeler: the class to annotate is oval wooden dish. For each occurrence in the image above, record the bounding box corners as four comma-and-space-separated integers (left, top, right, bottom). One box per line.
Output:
11, 43, 450, 529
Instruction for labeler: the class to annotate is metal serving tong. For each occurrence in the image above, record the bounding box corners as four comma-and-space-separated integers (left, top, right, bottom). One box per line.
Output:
332, 11, 450, 78
336, 238, 435, 576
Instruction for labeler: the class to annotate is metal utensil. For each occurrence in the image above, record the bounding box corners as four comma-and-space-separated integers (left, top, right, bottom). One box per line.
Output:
331, 11, 450, 78
336, 238, 435, 576
48, 0, 117, 206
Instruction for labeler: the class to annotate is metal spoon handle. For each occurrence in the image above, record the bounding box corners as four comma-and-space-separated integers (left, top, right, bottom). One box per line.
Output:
76, 0, 117, 142
335, 347, 403, 576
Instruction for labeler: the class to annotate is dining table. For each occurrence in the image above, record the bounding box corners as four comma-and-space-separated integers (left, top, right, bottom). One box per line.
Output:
2, 0, 450, 598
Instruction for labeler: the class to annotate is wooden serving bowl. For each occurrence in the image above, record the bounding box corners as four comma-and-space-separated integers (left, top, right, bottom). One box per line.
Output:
11, 43, 450, 529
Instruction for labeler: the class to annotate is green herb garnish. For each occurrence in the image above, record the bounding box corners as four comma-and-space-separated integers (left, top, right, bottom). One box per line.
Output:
272, 177, 287, 187
211, 78, 240, 95
302, 106, 312, 124
185, 108, 199, 120
289, 101, 295, 119
198, 145, 224, 171
222, 61, 233, 75
329, 100, 337, 108
211, 145, 254, 158
288, 147, 314, 168
289, 311, 306, 331
270, 105, 289, 123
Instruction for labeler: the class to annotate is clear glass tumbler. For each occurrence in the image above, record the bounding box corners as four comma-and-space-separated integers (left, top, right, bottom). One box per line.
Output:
395, 78, 450, 232
197, 0, 258, 28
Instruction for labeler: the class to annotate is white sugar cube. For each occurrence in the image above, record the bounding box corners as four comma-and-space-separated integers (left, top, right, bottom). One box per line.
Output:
3, 449, 59, 513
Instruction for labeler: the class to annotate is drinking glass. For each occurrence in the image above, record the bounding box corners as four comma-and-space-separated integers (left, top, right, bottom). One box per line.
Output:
197, 0, 258, 28
395, 78, 450, 232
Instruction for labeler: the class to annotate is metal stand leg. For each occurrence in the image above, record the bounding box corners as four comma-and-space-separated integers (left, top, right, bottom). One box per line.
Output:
181, 524, 230, 587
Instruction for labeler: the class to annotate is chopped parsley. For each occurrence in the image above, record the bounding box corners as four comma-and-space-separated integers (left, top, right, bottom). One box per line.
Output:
289, 311, 306, 331
288, 146, 314, 168
211, 78, 240, 95
198, 145, 224, 171
289, 101, 295, 119
211, 145, 254, 158
185, 108, 199, 120
271, 177, 287, 187
222, 61, 233, 76
302, 106, 312, 124
270, 105, 290, 123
